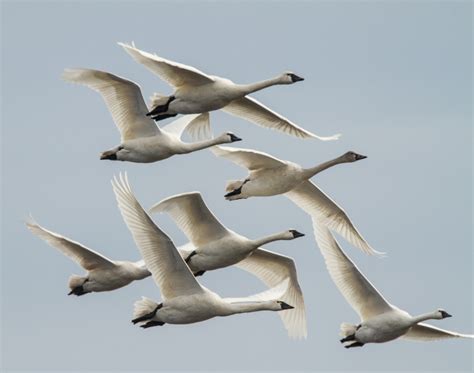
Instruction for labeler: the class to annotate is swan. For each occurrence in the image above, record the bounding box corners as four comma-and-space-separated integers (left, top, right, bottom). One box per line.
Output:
62, 68, 241, 163
149, 191, 307, 338
26, 220, 150, 295
112, 173, 295, 331
313, 221, 473, 347
119, 42, 339, 141
211, 146, 378, 255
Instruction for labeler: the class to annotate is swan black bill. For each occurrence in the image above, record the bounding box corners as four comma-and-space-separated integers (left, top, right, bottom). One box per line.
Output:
229, 134, 242, 142
290, 230, 305, 238
355, 154, 367, 160
278, 301, 294, 310
289, 73, 304, 82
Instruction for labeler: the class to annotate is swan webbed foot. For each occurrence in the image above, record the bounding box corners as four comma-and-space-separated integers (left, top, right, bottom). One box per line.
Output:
131, 303, 163, 324
344, 342, 364, 349
146, 96, 176, 117
193, 270, 206, 277
68, 285, 89, 296
151, 113, 178, 121
340, 334, 356, 343
140, 321, 165, 328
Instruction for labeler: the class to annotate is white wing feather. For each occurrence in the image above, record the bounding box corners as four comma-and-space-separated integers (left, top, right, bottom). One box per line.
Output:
161, 113, 212, 141
111, 173, 203, 300
313, 221, 392, 320
149, 192, 229, 247
223, 278, 290, 305
211, 145, 286, 170
62, 68, 158, 142
402, 323, 474, 341
235, 249, 307, 339
222, 96, 340, 140
285, 181, 381, 256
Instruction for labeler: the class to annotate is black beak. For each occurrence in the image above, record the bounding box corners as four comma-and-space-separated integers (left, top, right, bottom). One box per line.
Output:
355, 154, 367, 160
229, 134, 242, 142
441, 311, 452, 318
290, 74, 304, 82
291, 230, 305, 238
279, 302, 294, 310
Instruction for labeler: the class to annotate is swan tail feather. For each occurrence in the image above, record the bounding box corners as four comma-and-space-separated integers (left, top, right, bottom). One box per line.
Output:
68, 275, 85, 290
133, 297, 159, 321
340, 322, 357, 337
148, 93, 168, 110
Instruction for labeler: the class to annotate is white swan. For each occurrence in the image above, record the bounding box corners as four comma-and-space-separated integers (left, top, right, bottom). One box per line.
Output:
112, 173, 295, 330
62, 68, 241, 163
26, 220, 150, 295
313, 221, 473, 347
149, 191, 307, 338
211, 146, 378, 255
119, 42, 339, 141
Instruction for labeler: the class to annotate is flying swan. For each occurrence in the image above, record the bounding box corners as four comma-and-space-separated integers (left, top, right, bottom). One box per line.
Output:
313, 221, 473, 348
119, 42, 339, 141
112, 173, 295, 331
211, 145, 379, 255
149, 191, 307, 338
62, 68, 241, 163
26, 220, 150, 295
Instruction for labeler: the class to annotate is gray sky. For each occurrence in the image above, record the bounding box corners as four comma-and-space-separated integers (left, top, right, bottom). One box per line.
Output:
1, 1, 472, 372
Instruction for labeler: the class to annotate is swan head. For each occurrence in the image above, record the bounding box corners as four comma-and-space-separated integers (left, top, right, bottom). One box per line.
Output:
224, 132, 242, 143
435, 309, 452, 319
276, 300, 295, 311
280, 72, 304, 84
288, 229, 305, 239
341, 151, 367, 163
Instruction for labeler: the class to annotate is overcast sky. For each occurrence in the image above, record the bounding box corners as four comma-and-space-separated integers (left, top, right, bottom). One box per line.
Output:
2, 1, 472, 372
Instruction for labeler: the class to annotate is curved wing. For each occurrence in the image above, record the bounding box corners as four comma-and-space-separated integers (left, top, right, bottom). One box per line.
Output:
222, 96, 340, 140
235, 249, 307, 339
149, 192, 229, 247
313, 221, 392, 320
26, 221, 115, 271
402, 323, 474, 341
119, 42, 215, 88
112, 173, 203, 300
62, 68, 158, 142
223, 278, 290, 304
211, 145, 285, 171
285, 181, 380, 256
162, 113, 212, 141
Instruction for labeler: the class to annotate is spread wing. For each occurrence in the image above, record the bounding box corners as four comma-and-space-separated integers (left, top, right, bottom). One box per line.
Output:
62, 68, 159, 142
285, 180, 381, 256
149, 192, 229, 247
161, 113, 212, 141
26, 221, 115, 271
235, 249, 307, 339
222, 96, 340, 140
119, 42, 215, 88
112, 173, 203, 300
313, 221, 393, 320
402, 323, 474, 341
211, 145, 286, 171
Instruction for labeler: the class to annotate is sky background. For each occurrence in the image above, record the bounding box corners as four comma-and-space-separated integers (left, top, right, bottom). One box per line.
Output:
1, 1, 472, 372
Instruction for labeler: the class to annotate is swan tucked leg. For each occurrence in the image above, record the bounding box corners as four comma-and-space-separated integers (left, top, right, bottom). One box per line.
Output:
151, 113, 178, 121
132, 301, 163, 324
146, 96, 175, 118
344, 342, 364, 349
193, 270, 206, 277
224, 178, 250, 200
140, 320, 165, 328
68, 276, 90, 296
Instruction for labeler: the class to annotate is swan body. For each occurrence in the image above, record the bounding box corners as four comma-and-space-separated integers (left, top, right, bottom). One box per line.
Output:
149, 191, 307, 338
112, 174, 294, 330
212, 146, 377, 255
313, 221, 473, 347
62, 68, 241, 163
26, 221, 150, 295
119, 42, 339, 140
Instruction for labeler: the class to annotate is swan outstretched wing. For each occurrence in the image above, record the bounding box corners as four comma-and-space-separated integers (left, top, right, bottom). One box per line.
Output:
313, 222, 392, 320
161, 113, 212, 141
62, 68, 158, 142
285, 181, 380, 256
222, 96, 340, 140
234, 249, 307, 339
26, 221, 115, 271
223, 278, 290, 304
112, 173, 203, 300
119, 42, 215, 88
149, 192, 229, 247
211, 145, 286, 170
402, 323, 474, 341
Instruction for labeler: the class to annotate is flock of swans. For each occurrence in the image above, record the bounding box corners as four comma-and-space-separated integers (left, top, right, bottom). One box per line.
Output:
27, 42, 472, 348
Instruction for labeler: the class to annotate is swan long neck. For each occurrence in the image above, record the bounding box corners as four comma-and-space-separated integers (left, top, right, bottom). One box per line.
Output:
222, 301, 275, 316
237, 76, 283, 95
180, 137, 228, 154
302, 155, 348, 179
251, 231, 290, 247
411, 311, 440, 325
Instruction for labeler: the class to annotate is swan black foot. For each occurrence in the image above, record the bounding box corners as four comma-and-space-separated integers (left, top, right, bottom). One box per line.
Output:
131, 303, 163, 324
146, 96, 175, 117
193, 270, 206, 277
141, 321, 165, 328
68, 285, 89, 296
345, 342, 364, 349
151, 113, 178, 121
224, 187, 242, 198
340, 334, 356, 343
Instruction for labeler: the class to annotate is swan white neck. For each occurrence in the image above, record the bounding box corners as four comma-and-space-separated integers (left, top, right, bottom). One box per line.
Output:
222, 301, 276, 316
251, 231, 292, 247
410, 311, 441, 325
302, 155, 349, 179
179, 136, 230, 154
237, 76, 284, 95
